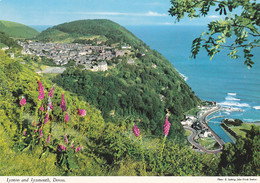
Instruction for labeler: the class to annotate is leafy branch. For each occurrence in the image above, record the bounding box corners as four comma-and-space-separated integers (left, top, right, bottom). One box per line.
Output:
169, 0, 260, 68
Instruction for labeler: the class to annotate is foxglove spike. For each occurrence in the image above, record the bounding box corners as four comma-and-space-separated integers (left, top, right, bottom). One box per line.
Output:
39, 105, 44, 111
38, 80, 45, 100
58, 144, 66, 152
20, 96, 26, 106
75, 145, 82, 152
48, 85, 55, 98
23, 129, 27, 136
60, 93, 66, 112
65, 112, 69, 123
46, 134, 51, 144
133, 124, 140, 137
44, 112, 48, 125
39, 129, 43, 139
77, 109, 86, 116
163, 117, 171, 137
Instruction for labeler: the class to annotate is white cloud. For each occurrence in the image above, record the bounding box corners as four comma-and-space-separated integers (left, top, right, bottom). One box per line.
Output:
208, 15, 220, 19
56, 11, 168, 17
160, 22, 174, 25
146, 11, 167, 17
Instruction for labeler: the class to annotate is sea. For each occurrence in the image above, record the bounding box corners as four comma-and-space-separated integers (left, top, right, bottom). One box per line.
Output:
32, 25, 260, 143
125, 25, 260, 123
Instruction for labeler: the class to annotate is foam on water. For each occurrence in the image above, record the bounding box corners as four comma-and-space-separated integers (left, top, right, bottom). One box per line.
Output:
176, 69, 188, 81
227, 93, 237, 96
253, 106, 260, 110
218, 101, 250, 108
225, 96, 241, 101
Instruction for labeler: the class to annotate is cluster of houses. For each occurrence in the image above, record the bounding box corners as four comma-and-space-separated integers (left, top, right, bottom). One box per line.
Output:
18, 41, 135, 72
181, 114, 213, 138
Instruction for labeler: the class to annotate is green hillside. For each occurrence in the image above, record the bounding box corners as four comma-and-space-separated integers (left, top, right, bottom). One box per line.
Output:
0, 32, 22, 49
36, 19, 146, 48
0, 51, 216, 176
36, 19, 201, 140
0, 20, 39, 39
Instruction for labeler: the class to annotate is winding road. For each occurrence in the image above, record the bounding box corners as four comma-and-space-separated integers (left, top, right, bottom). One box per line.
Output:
184, 126, 222, 154
184, 106, 224, 154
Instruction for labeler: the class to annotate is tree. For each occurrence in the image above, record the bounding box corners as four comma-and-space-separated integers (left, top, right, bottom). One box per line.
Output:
217, 126, 260, 175
169, 0, 260, 68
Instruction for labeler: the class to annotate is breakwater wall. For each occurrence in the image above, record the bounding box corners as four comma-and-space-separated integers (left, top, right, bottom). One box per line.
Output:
220, 123, 238, 140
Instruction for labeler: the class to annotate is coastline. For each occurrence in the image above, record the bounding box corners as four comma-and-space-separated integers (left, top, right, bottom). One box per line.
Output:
182, 104, 259, 153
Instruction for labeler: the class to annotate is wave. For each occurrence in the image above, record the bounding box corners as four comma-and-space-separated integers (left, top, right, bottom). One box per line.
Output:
223, 112, 231, 115
178, 72, 188, 81
217, 101, 250, 108
228, 93, 237, 96
225, 96, 241, 101
253, 106, 260, 110
243, 119, 260, 123
222, 107, 244, 112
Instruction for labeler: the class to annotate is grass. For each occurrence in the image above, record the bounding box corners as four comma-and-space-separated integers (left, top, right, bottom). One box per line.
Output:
0, 20, 39, 38
230, 123, 257, 138
197, 137, 219, 150
184, 130, 191, 136
184, 107, 200, 116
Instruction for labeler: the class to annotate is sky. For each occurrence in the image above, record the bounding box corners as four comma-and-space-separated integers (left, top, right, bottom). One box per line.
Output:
0, 0, 227, 26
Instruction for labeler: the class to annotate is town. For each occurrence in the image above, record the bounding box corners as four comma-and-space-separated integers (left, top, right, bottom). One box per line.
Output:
18, 41, 136, 72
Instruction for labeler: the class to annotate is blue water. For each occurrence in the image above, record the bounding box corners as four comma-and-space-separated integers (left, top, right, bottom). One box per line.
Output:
126, 25, 260, 123
208, 121, 234, 143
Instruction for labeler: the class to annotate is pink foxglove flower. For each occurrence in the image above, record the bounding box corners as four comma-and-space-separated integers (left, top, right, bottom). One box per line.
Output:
58, 144, 66, 152
163, 117, 171, 137
44, 112, 48, 125
23, 129, 27, 136
20, 96, 26, 106
77, 109, 86, 116
39, 129, 43, 139
46, 134, 51, 144
64, 134, 69, 144
39, 105, 44, 111
34, 129, 38, 133
65, 112, 69, 123
75, 145, 82, 152
48, 85, 55, 98
60, 93, 66, 112
133, 124, 140, 137
38, 80, 45, 100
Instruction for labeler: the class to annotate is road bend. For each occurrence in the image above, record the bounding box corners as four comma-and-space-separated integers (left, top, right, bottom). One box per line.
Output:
184, 106, 224, 154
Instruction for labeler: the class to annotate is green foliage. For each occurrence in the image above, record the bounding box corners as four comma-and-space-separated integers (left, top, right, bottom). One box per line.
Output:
0, 32, 22, 50
0, 20, 39, 39
53, 50, 200, 140
36, 19, 147, 48
223, 118, 243, 126
218, 125, 260, 175
169, 0, 260, 68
